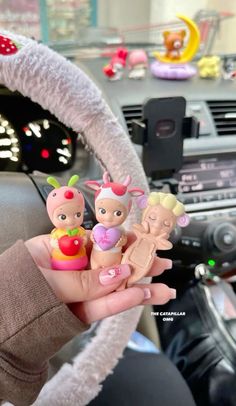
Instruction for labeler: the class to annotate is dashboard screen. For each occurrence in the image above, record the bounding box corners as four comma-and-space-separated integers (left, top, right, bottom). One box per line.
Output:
174, 158, 236, 193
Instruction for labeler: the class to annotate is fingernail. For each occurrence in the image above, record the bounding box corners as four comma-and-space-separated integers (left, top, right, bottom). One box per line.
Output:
166, 259, 173, 270
143, 288, 151, 300
99, 264, 131, 286
170, 288, 176, 299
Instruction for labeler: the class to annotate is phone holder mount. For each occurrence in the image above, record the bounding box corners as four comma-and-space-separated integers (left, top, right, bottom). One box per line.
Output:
131, 97, 199, 191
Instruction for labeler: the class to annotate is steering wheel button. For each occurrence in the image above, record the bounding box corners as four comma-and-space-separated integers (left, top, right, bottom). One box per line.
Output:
223, 233, 234, 245
192, 240, 201, 248
222, 262, 230, 268
181, 238, 191, 246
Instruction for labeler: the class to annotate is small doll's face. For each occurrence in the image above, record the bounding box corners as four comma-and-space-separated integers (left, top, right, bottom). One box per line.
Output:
52, 201, 84, 229
143, 205, 176, 236
95, 198, 127, 228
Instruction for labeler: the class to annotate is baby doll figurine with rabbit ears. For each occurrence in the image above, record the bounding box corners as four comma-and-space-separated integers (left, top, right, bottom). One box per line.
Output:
85, 171, 144, 269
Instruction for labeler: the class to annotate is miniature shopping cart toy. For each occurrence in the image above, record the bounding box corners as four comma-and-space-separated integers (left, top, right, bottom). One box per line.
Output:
47, 175, 88, 270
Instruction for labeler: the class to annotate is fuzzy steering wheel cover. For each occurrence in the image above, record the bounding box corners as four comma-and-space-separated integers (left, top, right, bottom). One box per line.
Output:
0, 32, 149, 405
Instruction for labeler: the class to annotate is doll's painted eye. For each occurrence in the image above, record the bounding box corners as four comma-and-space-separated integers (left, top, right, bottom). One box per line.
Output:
52, 192, 57, 197
58, 214, 66, 220
148, 215, 156, 221
75, 212, 81, 218
99, 208, 106, 214
163, 220, 171, 227
114, 210, 122, 217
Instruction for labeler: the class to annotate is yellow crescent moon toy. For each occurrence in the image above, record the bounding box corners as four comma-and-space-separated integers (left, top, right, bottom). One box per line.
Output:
153, 14, 200, 64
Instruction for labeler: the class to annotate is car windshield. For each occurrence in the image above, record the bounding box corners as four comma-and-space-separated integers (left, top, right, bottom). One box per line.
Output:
0, 1, 235, 58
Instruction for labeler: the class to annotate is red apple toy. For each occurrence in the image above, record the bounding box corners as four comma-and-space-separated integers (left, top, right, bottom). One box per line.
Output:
58, 234, 82, 256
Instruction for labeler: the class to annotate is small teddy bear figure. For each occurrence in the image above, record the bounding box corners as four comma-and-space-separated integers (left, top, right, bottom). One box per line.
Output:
163, 30, 186, 60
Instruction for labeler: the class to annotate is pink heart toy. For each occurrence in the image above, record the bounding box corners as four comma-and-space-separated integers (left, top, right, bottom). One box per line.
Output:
93, 226, 121, 250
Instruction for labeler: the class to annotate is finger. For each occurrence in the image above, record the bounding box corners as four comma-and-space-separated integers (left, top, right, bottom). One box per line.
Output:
134, 283, 176, 305
147, 256, 172, 277
84, 230, 92, 256
39, 263, 132, 303
69, 286, 149, 324
124, 231, 136, 249
25, 234, 52, 268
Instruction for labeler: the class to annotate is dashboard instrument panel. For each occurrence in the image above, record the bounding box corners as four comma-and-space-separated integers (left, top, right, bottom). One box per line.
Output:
0, 87, 78, 172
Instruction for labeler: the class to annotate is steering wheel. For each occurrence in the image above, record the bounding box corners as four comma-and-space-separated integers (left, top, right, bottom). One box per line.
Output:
0, 31, 149, 405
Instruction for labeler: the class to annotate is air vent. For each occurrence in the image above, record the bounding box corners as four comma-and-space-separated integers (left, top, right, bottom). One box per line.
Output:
122, 105, 142, 136
208, 100, 236, 136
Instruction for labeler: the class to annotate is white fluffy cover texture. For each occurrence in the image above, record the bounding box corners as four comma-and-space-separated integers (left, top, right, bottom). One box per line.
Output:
0, 32, 149, 405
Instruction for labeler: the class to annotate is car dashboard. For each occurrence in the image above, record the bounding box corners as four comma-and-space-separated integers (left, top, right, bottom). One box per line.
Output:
79, 57, 236, 278
2, 55, 236, 278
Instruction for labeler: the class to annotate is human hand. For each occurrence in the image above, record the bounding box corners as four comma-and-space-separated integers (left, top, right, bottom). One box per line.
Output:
90, 231, 95, 243
133, 222, 149, 236
25, 233, 175, 324
115, 234, 127, 248
155, 232, 173, 250
82, 234, 88, 245
50, 237, 59, 249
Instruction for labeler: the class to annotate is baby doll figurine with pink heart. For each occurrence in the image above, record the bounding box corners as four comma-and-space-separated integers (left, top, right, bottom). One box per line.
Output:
85, 172, 144, 269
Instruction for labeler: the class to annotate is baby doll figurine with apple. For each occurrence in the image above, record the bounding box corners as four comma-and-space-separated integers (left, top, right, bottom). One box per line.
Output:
119, 191, 189, 289
46, 175, 88, 271
85, 172, 144, 269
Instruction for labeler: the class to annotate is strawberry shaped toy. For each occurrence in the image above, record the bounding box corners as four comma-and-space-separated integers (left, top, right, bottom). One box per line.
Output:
0, 35, 19, 56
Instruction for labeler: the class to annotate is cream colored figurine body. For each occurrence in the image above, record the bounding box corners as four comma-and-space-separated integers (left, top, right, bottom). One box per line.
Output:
122, 192, 189, 287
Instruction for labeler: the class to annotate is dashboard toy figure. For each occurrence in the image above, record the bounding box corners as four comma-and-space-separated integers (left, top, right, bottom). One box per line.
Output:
85, 172, 144, 269
163, 30, 186, 61
197, 55, 221, 79
47, 175, 88, 271
120, 192, 189, 288
103, 47, 128, 81
128, 49, 148, 79
151, 14, 200, 80
223, 57, 236, 80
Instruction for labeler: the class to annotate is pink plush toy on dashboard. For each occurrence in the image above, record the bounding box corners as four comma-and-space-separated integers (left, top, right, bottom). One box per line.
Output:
47, 175, 88, 271
128, 49, 148, 79
85, 172, 144, 269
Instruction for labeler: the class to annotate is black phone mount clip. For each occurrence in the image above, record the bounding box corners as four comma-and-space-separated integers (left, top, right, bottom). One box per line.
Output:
131, 97, 199, 179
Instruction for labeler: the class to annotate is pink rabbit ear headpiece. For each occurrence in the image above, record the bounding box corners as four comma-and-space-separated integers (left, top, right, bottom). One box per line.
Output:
85, 171, 144, 210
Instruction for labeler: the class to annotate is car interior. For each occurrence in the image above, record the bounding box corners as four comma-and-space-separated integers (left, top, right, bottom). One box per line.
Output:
1, 1, 236, 405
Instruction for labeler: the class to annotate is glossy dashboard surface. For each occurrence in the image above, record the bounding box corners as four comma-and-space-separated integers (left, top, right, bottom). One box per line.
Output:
79, 57, 236, 159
